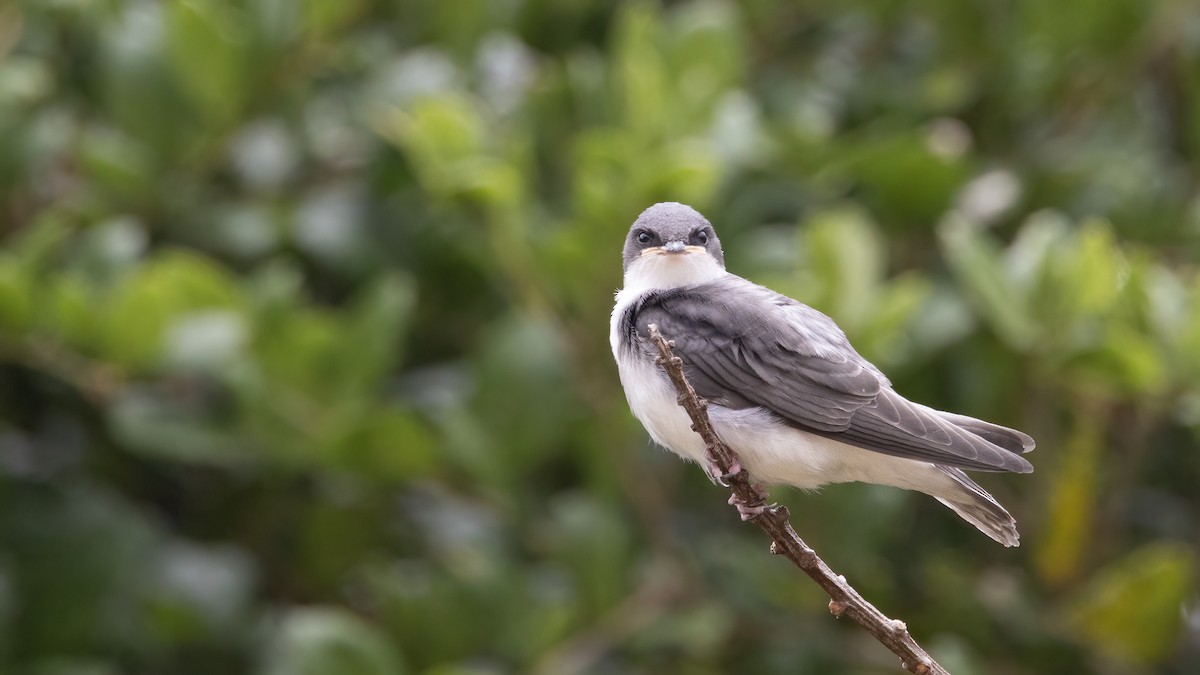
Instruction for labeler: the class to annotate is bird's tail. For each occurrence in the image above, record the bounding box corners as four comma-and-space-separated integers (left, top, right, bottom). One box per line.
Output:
934, 466, 1020, 547
935, 410, 1036, 455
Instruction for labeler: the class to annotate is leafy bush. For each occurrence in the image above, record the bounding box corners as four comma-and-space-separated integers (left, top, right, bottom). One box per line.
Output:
1, 1, 1197, 673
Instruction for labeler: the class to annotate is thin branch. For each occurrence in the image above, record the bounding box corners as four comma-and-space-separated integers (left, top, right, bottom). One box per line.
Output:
647, 324, 950, 675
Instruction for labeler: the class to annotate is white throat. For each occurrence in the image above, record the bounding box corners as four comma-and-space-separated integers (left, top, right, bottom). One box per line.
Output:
614, 250, 726, 307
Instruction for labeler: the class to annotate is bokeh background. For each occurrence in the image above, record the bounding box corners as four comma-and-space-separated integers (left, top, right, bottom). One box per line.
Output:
2, 1, 1199, 673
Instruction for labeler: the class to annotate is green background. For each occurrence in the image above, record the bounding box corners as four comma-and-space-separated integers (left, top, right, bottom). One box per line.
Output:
2, 0, 1199, 673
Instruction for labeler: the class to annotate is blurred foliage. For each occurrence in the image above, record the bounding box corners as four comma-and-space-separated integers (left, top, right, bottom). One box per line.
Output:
1, 0, 1199, 673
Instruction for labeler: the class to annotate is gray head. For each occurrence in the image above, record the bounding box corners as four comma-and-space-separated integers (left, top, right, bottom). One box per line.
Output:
622, 202, 725, 273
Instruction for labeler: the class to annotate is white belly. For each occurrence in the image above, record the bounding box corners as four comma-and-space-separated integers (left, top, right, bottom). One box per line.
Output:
614, 349, 850, 488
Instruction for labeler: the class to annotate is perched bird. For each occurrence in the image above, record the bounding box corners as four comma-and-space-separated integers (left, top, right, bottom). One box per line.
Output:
610, 202, 1035, 546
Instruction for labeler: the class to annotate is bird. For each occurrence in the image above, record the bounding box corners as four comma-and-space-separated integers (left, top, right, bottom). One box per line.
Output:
610, 202, 1035, 546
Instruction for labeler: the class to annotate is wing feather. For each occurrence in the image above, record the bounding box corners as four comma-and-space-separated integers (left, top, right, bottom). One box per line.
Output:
632, 277, 1034, 473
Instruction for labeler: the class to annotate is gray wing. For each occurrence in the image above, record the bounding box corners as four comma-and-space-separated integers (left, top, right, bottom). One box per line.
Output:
631, 277, 1034, 474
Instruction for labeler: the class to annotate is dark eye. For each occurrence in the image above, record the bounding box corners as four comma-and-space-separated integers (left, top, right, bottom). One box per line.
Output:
696, 229, 709, 244
637, 231, 653, 245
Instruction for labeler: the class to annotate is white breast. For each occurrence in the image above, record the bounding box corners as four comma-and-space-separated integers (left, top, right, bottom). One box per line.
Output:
610, 250, 721, 462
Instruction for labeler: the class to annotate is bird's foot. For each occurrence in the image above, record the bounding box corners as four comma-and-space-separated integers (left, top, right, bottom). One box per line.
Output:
727, 491, 779, 521
704, 458, 744, 488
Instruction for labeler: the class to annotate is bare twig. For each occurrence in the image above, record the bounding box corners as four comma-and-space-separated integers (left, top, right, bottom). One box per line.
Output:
647, 324, 950, 675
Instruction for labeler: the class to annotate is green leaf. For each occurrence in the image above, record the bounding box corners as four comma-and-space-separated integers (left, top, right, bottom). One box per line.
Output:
860, 273, 932, 366
108, 387, 246, 465
302, 0, 364, 37
800, 205, 884, 328
613, 3, 669, 137
1062, 220, 1123, 315
651, 138, 720, 210
347, 408, 437, 479
939, 215, 1038, 349
472, 314, 575, 475
103, 251, 243, 371
251, 306, 340, 396
79, 128, 153, 200
1062, 327, 1165, 396
0, 254, 30, 331
12, 213, 72, 271
1035, 417, 1102, 586
1065, 542, 1196, 665
378, 95, 486, 193
45, 276, 103, 352
260, 608, 406, 675
666, 1, 744, 126
1036, 219, 1124, 327
167, 0, 250, 124
1005, 209, 1071, 293
334, 273, 415, 391
0, 486, 162, 656
850, 131, 969, 227
0, 215, 74, 332
544, 494, 632, 614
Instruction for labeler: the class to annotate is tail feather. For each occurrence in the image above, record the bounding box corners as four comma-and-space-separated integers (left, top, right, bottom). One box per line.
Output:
935, 466, 1020, 547
936, 411, 1036, 455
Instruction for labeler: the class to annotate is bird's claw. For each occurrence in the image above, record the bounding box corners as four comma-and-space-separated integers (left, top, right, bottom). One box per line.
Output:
727, 491, 780, 521
704, 459, 741, 488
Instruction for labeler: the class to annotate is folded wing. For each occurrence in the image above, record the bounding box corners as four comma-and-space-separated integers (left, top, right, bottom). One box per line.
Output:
631, 278, 1033, 473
